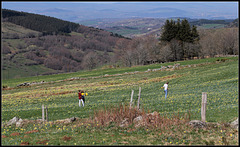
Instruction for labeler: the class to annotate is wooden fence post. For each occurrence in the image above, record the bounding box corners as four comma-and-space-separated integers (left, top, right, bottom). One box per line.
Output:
45, 106, 48, 122
130, 90, 134, 109
137, 87, 141, 110
42, 104, 45, 122
201, 92, 207, 122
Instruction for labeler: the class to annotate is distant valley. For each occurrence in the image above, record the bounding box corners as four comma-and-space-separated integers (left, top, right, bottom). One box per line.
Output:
79, 17, 236, 38
79, 18, 165, 38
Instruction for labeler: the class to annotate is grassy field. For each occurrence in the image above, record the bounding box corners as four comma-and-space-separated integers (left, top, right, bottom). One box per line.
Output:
1, 57, 239, 145
198, 24, 226, 29
2, 22, 40, 38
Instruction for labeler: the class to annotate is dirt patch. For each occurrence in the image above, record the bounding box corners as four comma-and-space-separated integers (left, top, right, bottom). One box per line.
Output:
14, 90, 74, 99
2, 87, 15, 91
20, 142, 30, 145
24, 130, 39, 134
10, 132, 20, 136
49, 91, 74, 96
62, 136, 72, 141
36, 139, 49, 145
138, 74, 181, 84
24, 135, 30, 138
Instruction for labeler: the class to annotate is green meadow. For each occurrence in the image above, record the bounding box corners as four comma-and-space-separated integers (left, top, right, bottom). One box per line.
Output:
1, 57, 238, 145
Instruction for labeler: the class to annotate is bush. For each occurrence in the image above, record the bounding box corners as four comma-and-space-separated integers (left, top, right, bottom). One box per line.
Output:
2, 85, 8, 88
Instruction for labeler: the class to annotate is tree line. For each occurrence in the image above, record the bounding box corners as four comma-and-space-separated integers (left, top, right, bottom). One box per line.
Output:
2, 9, 79, 35
115, 19, 238, 67
2, 12, 238, 75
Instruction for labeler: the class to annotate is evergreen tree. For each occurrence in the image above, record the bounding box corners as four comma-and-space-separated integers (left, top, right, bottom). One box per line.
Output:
175, 19, 181, 40
191, 25, 200, 42
160, 19, 199, 43
160, 19, 200, 60
178, 19, 192, 43
160, 19, 178, 42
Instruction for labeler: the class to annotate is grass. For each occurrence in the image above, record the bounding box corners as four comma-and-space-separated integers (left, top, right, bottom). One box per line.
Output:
1, 56, 239, 145
2, 56, 231, 87
2, 22, 40, 38
2, 38, 57, 79
198, 24, 226, 29
106, 28, 142, 36
1, 104, 238, 145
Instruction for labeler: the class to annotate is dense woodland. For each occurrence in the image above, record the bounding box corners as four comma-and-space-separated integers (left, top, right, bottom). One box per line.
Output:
115, 19, 238, 67
1, 9, 239, 78
2, 9, 79, 35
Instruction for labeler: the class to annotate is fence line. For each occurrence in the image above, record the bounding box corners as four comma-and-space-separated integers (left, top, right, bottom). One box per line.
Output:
201, 92, 207, 122
42, 104, 48, 122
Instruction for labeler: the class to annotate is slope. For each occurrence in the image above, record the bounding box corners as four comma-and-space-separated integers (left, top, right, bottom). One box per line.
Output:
2, 57, 238, 123
2, 9, 130, 79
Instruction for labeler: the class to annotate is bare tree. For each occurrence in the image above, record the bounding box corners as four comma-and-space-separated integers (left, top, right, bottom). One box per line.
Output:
199, 27, 239, 57
2, 45, 11, 54
199, 30, 217, 57
131, 37, 149, 65
216, 28, 238, 55
114, 38, 134, 67
81, 51, 99, 70
158, 42, 172, 62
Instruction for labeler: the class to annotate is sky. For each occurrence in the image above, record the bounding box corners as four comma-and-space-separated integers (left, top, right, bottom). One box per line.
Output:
2, 1, 238, 21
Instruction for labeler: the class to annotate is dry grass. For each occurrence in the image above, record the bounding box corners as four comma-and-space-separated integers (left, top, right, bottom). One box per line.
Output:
85, 104, 190, 130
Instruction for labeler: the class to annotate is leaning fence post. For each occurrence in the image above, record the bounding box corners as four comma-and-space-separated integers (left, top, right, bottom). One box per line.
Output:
45, 106, 48, 122
42, 104, 45, 122
130, 90, 134, 109
137, 87, 141, 110
201, 92, 207, 122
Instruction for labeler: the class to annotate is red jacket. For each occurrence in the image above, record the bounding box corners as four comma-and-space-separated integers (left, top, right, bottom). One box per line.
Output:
78, 92, 82, 99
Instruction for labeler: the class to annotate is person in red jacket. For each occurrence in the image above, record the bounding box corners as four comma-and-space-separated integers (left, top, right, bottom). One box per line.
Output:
78, 90, 84, 107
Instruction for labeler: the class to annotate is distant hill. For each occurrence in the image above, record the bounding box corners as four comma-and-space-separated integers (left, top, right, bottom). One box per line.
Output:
80, 17, 237, 37
80, 18, 166, 38
2, 2, 238, 21
1, 9, 130, 79
227, 18, 239, 27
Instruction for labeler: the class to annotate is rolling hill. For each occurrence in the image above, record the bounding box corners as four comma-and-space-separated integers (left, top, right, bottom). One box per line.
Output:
79, 18, 166, 38
1, 9, 130, 80
79, 17, 236, 38
1, 9, 238, 80
1, 56, 238, 145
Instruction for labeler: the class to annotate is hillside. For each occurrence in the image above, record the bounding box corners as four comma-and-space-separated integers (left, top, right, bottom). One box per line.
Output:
2, 57, 238, 145
1, 9, 238, 80
1, 9, 130, 79
2, 56, 238, 121
227, 18, 239, 27
2, 9, 79, 35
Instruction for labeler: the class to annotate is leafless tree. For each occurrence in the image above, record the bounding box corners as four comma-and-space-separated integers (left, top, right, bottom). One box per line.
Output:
81, 51, 99, 70
158, 42, 172, 62
216, 28, 238, 55
199, 27, 239, 57
2, 45, 11, 54
199, 30, 217, 57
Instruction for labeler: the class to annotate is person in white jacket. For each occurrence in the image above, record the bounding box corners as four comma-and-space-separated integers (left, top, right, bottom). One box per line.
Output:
162, 82, 169, 99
